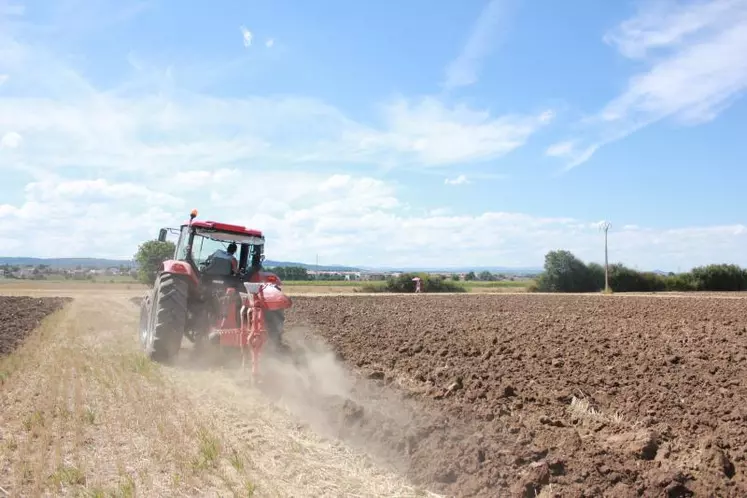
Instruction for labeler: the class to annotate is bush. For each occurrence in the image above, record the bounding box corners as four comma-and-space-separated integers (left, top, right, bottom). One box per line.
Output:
531, 249, 747, 294
689, 264, 747, 291
134, 240, 176, 286
533, 250, 602, 293
361, 273, 466, 293
665, 272, 695, 291
608, 264, 666, 292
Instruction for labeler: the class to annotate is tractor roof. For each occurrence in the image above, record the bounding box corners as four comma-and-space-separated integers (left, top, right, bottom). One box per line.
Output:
187, 220, 263, 238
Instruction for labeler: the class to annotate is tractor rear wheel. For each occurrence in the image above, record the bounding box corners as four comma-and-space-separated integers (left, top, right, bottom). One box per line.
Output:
141, 273, 188, 363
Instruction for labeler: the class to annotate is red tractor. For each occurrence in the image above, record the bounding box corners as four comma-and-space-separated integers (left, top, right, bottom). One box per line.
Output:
138, 209, 292, 377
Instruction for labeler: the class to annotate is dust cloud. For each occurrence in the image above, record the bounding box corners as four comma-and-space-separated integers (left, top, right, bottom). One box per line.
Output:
174, 325, 466, 494
256, 326, 441, 478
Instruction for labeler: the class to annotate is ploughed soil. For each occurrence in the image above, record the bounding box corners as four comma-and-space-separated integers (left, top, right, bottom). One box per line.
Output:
285, 294, 747, 497
0, 296, 70, 356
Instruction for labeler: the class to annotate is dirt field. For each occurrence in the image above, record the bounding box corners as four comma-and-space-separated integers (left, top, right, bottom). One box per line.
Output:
3, 286, 747, 497
285, 294, 747, 497
0, 296, 70, 356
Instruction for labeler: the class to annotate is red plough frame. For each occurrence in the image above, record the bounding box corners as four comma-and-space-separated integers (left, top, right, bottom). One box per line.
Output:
209, 282, 292, 379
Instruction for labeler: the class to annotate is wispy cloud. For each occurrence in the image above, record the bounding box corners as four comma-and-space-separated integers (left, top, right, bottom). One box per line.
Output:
240, 25, 252, 47
551, 0, 747, 171
545, 140, 574, 157
265, 38, 274, 48
0, 24, 553, 180
443, 0, 515, 90
445, 174, 469, 185
4, 166, 746, 269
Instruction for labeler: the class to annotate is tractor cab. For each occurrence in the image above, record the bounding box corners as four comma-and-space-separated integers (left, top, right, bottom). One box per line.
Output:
170, 221, 264, 277
157, 212, 279, 286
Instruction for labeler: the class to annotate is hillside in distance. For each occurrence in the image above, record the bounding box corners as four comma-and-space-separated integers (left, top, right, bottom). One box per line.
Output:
0, 257, 132, 270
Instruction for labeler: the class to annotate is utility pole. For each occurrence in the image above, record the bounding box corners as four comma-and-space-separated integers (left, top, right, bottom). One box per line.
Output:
599, 221, 611, 292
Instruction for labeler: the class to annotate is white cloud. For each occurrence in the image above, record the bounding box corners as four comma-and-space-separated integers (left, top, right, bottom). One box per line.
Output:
265, 38, 274, 48
551, 0, 747, 170
444, 174, 469, 185
0, 177, 181, 258
0, 15, 551, 175
359, 97, 553, 166
0, 131, 21, 148
443, 0, 514, 90
2, 170, 746, 270
0, 11, 553, 176
0, 74, 7, 85
240, 26, 252, 47
0, 86, 550, 175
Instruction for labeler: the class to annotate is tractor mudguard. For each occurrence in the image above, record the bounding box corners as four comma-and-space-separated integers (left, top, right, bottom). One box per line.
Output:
261, 284, 293, 311
161, 259, 199, 286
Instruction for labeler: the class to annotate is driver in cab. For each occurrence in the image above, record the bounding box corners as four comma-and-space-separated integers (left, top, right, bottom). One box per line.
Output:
209, 242, 238, 274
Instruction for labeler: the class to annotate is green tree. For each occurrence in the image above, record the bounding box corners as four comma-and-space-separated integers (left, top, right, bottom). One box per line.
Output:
465, 271, 476, 281
134, 240, 176, 286
689, 264, 747, 291
478, 270, 494, 281
534, 250, 601, 293
665, 272, 695, 291
608, 263, 666, 292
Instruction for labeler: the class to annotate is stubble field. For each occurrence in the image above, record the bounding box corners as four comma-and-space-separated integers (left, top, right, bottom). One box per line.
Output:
1, 283, 746, 497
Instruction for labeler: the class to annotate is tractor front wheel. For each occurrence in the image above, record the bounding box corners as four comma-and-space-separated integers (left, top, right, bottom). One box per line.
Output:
141, 273, 188, 363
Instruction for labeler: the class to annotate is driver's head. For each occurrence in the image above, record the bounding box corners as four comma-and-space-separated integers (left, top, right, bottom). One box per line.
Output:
227, 242, 237, 255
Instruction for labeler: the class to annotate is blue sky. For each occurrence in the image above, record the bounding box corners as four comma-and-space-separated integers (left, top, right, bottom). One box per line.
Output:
1, 0, 747, 270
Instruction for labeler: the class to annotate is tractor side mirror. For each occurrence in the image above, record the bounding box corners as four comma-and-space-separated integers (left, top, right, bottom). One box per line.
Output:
158, 228, 168, 242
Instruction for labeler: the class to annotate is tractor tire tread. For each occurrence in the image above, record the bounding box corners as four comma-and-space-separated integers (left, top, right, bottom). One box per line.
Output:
151, 273, 188, 362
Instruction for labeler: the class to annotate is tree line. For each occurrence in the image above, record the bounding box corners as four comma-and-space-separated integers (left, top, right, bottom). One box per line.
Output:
133, 238, 747, 293
532, 250, 747, 293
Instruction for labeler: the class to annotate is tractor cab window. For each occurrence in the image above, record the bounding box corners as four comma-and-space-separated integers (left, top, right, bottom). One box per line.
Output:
175, 226, 191, 261
190, 235, 235, 266
248, 244, 264, 267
